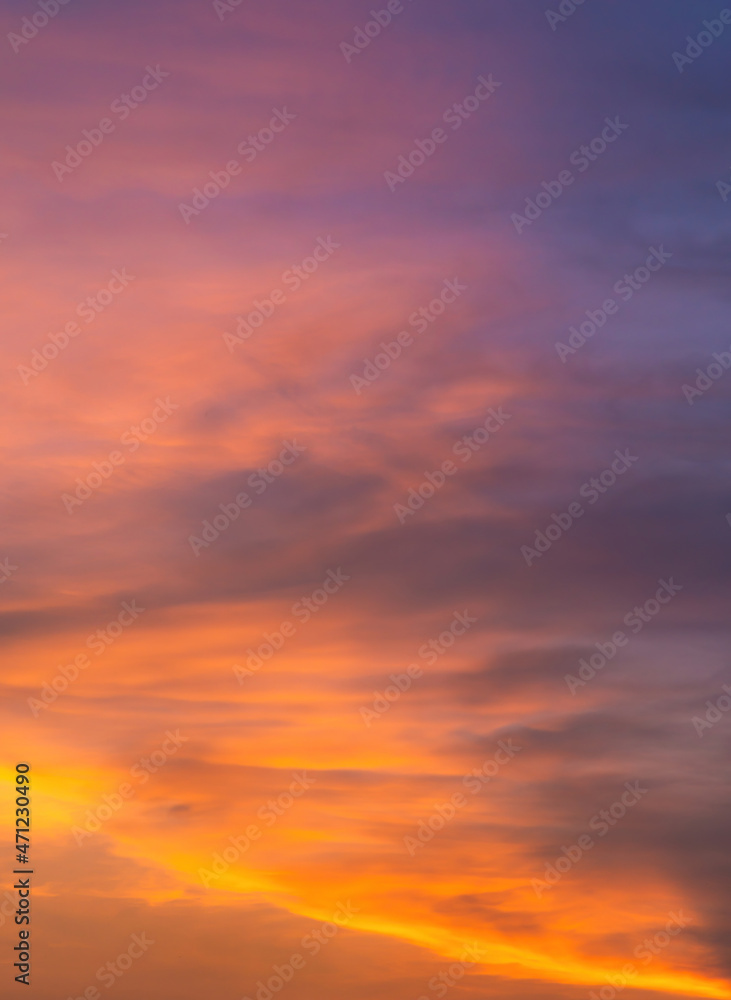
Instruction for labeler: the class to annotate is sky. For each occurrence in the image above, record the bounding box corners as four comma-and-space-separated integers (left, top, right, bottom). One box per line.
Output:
1, 0, 730, 998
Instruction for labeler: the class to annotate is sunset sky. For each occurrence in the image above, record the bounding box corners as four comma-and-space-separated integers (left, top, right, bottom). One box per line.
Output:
1, 1, 730, 998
